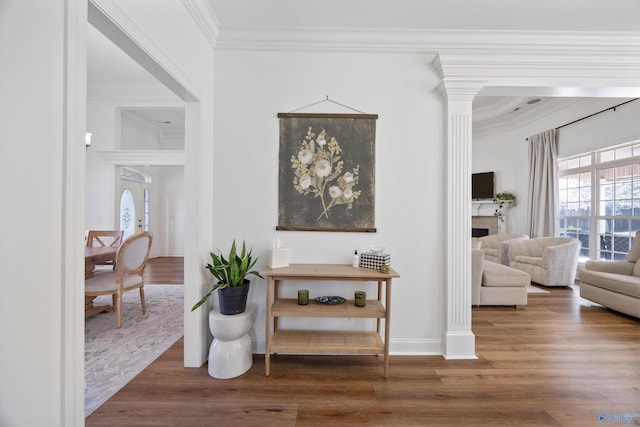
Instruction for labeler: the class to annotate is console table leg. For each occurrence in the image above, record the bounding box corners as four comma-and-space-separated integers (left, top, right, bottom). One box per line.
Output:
265, 276, 273, 376
383, 279, 392, 378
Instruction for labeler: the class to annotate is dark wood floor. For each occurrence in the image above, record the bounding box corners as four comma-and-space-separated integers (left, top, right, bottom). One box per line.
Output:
87, 276, 640, 426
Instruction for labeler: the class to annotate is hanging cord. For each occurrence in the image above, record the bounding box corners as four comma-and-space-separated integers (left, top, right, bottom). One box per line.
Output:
288, 96, 368, 114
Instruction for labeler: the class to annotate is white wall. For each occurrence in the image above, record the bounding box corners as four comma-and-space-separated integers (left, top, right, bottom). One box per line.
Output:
86, 99, 118, 230
155, 165, 185, 256
473, 98, 640, 234
214, 51, 446, 352
0, 2, 72, 425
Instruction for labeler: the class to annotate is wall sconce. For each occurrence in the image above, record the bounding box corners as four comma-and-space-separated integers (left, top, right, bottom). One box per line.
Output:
85, 132, 92, 148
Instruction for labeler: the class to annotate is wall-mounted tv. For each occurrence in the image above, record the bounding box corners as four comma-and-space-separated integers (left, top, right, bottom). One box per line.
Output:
472, 172, 494, 200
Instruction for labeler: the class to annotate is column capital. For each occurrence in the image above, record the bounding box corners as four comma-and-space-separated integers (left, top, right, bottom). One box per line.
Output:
437, 79, 487, 102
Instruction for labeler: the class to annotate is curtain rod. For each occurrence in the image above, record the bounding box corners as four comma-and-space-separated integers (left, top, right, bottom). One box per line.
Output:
525, 98, 638, 141
555, 98, 639, 130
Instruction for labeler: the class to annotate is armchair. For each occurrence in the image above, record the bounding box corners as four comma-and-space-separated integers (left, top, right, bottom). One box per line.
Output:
508, 237, 581, 287
578, 231, 640, 318
475, 233, 529, 265
472, 248, 529, 307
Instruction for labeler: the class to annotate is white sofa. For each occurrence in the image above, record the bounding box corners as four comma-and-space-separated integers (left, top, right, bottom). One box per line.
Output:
578, 231, 640, 318
472, 249, 529, 307
474, 233, 529, 265
507, 237, 581, 287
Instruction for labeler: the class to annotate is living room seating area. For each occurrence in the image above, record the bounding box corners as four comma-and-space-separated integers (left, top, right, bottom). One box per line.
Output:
471, 234, 584, 307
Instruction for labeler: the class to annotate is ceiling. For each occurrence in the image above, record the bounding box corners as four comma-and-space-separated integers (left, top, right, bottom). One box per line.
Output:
87, 1, 640, 138
87, 25, 184, 140
207, 0, 640, 32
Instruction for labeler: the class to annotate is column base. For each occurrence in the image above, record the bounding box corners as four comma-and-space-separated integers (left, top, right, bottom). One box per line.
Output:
442, 331, 477, 360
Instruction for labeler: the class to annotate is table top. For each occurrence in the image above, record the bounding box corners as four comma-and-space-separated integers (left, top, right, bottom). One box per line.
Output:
85, 246, 117, 258
259, 263, 399, 280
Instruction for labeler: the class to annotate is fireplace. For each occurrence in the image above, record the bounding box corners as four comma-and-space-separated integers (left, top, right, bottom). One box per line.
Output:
472, 216, 498, 235
472, 228, 489, 237
471, 200, 499, 235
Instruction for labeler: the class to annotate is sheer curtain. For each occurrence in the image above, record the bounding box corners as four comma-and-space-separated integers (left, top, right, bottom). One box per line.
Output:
527, 129, 558, 237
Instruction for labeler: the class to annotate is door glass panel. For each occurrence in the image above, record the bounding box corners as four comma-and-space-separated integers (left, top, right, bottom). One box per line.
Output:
120, 189, 136, 240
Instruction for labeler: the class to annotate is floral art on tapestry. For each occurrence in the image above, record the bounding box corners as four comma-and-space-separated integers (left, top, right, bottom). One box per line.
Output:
277, 113, 377, 232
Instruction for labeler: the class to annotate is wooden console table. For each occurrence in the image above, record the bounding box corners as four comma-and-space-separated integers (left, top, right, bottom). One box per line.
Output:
260, 263, 400, 378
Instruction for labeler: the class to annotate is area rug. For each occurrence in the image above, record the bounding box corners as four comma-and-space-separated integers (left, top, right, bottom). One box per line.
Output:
85, 284, 184, 417
527, 285, 550, 294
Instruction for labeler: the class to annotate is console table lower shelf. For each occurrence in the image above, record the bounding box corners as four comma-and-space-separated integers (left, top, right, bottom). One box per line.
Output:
270, 330, 384, 354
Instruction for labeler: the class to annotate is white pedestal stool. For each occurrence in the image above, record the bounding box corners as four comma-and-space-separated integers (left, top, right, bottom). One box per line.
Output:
208, 303, 256, 379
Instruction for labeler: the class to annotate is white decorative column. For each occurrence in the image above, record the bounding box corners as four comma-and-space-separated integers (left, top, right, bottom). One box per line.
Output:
438, 78, 485, 359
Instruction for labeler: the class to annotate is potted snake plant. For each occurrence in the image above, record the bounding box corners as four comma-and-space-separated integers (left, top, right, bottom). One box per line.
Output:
191, 240, 263, 315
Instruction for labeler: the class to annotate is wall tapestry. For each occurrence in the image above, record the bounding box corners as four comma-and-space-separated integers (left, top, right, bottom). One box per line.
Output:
277, 113, 378, 232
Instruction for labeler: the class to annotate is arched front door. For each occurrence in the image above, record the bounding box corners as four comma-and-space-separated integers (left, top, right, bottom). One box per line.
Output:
119, 169, 150, 240
119, 188, 136, 240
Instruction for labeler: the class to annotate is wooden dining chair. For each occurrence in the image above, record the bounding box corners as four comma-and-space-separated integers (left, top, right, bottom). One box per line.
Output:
86, 230, 124, 268
85, 231, 153, 328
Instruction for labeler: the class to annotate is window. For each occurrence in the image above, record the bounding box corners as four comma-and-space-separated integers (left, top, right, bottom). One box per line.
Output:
559, 141, 640, 262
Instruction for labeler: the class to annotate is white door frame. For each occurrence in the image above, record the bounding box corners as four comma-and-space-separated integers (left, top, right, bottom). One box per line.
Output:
87, 0, 212, 367
61, 5, 212, 423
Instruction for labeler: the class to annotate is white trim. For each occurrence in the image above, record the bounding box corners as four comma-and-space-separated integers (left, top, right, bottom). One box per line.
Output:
97, 150, 185, 165
89, 0, 204, 101
441, 332, 478, 360
388, 338, 443, 356
213, 26, 640, 55
88, 1, 213, 367
183, 100, 213, 367
439, 77, 482, 360
471, 200, 497, 217
122, 110, 163, 140
63, 0, 88, 424
181, 0, 220, 48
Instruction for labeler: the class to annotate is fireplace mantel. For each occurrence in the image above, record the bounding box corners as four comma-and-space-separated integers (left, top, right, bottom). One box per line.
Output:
472, 200, 495, 217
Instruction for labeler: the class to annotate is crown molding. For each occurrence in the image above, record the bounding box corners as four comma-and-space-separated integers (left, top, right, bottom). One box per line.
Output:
213, 27, 640, 86
122, 110, 162, 140
213, 26, 640, 54
120, 112, 185, 143
181, 0, 220, 48
437, 79, 487, 102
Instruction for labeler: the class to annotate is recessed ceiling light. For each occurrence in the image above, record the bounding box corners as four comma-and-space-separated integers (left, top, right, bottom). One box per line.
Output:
160, 121, 172, 124
527, 98, 541, 105
512, 107, 521, 112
